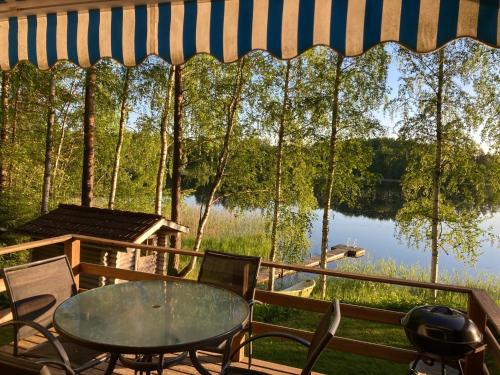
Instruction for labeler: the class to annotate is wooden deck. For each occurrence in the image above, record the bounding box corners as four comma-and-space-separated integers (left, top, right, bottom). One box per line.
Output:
1, 332, 324, 375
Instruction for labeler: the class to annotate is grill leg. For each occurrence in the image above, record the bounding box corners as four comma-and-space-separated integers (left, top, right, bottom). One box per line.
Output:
457, 360, 465, 375
441, 361, 446, 375
409, 356, 421, 375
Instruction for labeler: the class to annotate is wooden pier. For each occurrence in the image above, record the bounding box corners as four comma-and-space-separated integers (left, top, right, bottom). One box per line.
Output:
258, 244, 365, 283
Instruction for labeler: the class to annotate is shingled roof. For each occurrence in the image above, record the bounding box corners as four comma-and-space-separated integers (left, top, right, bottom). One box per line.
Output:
17, 204, 188, 243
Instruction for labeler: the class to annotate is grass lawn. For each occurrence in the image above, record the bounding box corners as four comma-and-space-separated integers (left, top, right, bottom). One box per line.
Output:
252, 304, 499, 375
252, 305, 408, 374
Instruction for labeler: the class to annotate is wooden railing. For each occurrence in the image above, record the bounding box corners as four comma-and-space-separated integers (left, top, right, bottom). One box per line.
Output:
0, 234, 499, 374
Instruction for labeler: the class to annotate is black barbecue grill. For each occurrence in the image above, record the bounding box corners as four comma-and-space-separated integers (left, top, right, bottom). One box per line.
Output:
402, 305, 485, 375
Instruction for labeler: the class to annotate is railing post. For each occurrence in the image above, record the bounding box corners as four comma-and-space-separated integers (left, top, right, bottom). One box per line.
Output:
231, 332, 245, 363
155, 229, 169, 275
64, 238, 81, 290
465, 291, 486, 375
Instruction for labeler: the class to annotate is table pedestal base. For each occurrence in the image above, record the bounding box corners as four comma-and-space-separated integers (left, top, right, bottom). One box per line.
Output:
118, 351, 188, 374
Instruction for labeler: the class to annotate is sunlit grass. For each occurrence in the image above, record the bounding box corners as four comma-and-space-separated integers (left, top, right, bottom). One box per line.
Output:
180, 204, 271, 258
329, 257, 500, 309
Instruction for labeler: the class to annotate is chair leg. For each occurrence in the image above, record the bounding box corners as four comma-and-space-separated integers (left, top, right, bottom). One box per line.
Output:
157, 354, 164, 375
409, 356, 421, 375
105, 353, 119, 375
221, 337, 233, 371
161, 351, 188, 368
189, 350, 211, 375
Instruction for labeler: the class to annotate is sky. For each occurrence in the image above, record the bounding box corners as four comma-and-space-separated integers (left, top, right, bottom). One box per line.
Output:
375, 52, 400, 136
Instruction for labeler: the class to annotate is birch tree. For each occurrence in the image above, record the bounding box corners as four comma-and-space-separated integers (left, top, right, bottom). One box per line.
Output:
154, 66, 174, 215
393, 41, 499, 285
108, 67, 132, 210
41, 72, 57, 214
177, 57, 248, 277
267, 61, 291, 290
167, 65, 184, 275
305, 48, 389, 296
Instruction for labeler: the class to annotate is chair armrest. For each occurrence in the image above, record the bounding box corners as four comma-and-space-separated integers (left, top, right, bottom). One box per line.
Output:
248, 299, 263, 307
220, 331, 311, 373
0, 320, 72, 371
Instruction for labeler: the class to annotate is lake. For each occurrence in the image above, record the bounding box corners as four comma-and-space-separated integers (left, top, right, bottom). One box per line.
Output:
185, 195, 499, 277
309, 210, 500, 276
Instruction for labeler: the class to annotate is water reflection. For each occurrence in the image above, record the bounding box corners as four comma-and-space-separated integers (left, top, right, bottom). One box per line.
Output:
186, 186, 500, 275
309, 210, 500, 275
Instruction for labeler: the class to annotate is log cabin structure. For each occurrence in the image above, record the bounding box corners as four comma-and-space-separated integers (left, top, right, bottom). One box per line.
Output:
16, 204, 189, 289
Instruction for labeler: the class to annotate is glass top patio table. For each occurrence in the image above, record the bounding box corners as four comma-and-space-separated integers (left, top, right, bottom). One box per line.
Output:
53, 280, 250, 354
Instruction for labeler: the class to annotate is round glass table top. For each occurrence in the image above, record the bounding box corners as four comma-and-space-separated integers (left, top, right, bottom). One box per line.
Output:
53, 280, 249, 353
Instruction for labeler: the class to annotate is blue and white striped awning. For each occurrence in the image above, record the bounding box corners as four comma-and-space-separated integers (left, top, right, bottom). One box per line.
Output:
0, 0, 499, 70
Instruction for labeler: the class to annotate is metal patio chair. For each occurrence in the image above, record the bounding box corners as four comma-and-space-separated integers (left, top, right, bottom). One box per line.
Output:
190, 250, 262, 375
0, 342, 75, 375
220, 299, 341, 375
0, 255, 107, 373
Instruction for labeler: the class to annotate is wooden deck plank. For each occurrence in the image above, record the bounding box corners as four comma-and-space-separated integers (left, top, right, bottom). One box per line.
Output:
1, 334, 325, 375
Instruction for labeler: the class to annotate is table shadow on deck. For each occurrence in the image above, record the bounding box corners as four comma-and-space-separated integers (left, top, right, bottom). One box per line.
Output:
1, 332, 324, 375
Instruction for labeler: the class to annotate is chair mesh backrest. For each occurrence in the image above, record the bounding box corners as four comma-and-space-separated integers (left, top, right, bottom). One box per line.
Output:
1, 255, 77, 340
0, 352, 53, 375
303, 300, 341, 375
198, 251, 261, 302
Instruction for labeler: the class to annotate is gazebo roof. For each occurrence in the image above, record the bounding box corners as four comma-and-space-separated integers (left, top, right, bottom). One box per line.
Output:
17, 204, 189, 243
0, 0, 498, 71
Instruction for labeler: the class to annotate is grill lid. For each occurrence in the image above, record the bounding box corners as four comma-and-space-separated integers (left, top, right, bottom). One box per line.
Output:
401, 305, 482, 345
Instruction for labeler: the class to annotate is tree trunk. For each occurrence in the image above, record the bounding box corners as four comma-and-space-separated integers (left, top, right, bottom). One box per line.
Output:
0, 72, 10, 194
7, 85, 20, 189
52, 79, 78, 199
108, 68, 131, 210
320, 55, 343, 298
41, 72, 57, 215
268, 61, 291, 291
82, 66, 97, 207
167, 65, 184, 276
155, 66, 174, 215
177, 58, 247, 278
56, 143, 76, 194
430, 49, 444, 288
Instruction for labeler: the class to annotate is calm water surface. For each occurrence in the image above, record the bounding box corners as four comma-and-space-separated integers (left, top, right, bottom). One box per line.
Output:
186, 197, 499, 276
309, 210, 500, 276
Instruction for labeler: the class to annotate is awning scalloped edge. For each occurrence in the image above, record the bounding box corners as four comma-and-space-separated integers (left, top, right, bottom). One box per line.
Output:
0, 0, 498, 71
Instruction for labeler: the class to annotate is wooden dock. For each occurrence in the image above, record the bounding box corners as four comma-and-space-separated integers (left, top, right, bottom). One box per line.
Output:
258, 244, 365, 283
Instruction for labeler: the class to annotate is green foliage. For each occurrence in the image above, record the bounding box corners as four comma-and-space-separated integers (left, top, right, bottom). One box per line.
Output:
0, 43, 497, 278
392, 40, 500, 270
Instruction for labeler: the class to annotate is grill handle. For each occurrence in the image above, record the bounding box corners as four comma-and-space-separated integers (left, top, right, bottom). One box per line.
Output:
430, 306, 453, 315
